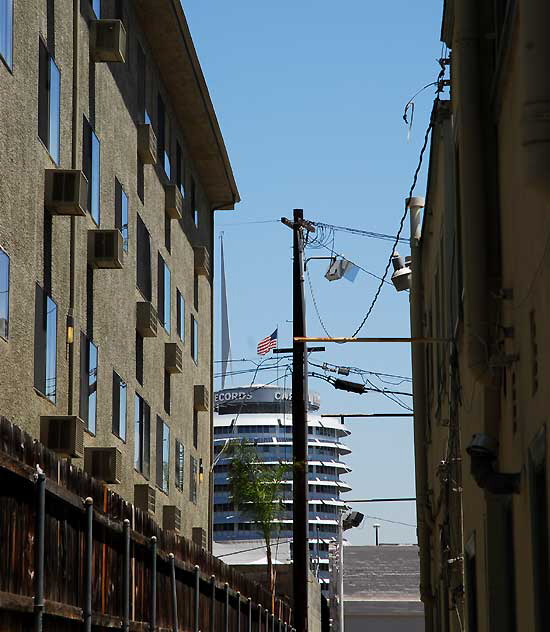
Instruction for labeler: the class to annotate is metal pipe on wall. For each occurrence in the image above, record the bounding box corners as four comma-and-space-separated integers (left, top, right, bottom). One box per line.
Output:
454, 0, 490, 382
84, 497, 93, 632
122, 519, 130, 632
34, 472, 46, 632
68, 0, 80, 414
520, 0, 550, 193
169, 554, 178, 632
408, 197, 434, 630
150, 536, 157, 631
210, 575, 216, 632
194, 565, 200, 632
224, 583, 229, 632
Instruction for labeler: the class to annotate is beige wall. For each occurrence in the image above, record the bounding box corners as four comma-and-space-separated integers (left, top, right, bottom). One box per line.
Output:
413, 1, 550, 631
0, 0, 227, 540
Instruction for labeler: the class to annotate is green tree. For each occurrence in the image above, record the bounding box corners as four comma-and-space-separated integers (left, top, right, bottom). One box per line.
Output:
228, 441, 288, 602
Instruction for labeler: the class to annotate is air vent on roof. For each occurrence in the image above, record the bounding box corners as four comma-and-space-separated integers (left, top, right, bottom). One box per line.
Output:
134, 484, 156, 515
91, 19, 127, 63
137, 124, 157, 165
165, 185, 183, 220
45, 170, 88, 216
136, 301, 158, 337
163, 505, 182, 532
194, 247, 210, 277
40, 416, 85, 458
84, 447, 122, 483
194, 385, 209, 411
165, 343, 183, 374
88, 230, 124, 269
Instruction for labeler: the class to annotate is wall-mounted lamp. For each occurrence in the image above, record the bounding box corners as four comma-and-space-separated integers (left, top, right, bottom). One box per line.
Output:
66, 311, 74, 345
199, 458, 204, 483
390, 252, 412, 292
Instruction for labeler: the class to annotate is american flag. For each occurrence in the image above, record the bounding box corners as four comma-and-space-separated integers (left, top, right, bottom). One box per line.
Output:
257, 329, 278, 356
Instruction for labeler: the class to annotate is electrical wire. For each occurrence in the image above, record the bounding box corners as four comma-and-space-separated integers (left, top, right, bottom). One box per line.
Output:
306, 267, 332, 337
363, 514, 417, 528
351, 116, 434, 337
311, 222, 408, 244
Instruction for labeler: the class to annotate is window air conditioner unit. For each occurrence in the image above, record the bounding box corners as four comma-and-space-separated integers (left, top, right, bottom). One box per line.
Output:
136, 301, 158, 337
134, 484, 156, 515
88, 230, 124, 269
194, 385, 209, 411
40, 415, 85, 458
91, 19, 127, 63
194, 247, 210, 277
192, 527, 207, 549
137, 124, 157, 165
165, 185, 183, 220
45, 169, 88, 216
165, 343, 183, 374
84, 447, 122, 483
163, 505, 182, 533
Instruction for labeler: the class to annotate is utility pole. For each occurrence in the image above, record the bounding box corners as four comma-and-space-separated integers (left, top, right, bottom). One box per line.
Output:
281, 209, 314, 632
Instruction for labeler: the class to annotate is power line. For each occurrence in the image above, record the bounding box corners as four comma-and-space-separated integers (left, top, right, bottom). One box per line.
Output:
311, 222, 408, 244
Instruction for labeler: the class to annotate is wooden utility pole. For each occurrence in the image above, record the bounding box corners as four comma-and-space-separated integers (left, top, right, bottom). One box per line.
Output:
281, 209, 313, 631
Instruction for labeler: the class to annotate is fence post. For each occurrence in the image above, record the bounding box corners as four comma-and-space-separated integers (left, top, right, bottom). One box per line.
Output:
169, 553, 178, 632
236, 592, 241, 632
194, 565, 200, 632
150, 536, 157, 631
84, 497, 93, 632
271, 613, 275, 632
123, 519, 130, 632
258, 604, 262, 632
210, 575, 216, 632
265, 608, 269, 631
224, 583, 229, 632
34, 471, 46, 632
247, 597, 252, 632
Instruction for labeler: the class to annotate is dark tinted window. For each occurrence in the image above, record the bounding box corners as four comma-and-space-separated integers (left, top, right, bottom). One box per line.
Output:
134, 393, 150, 477
115, 179, 129, 252
136, 214, 151, 300
156, 417, 170, 493
38, 40, 60, 164
112, 371, 127, 441
175, 440, 184, 491
83, 117, 100, 224
0, 249, 9, 339
79, 334, 98, 434
34, 285, 57, 403
0, 0, 13, 68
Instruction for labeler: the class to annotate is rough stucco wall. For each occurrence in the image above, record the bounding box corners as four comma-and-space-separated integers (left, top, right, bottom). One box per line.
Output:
0, 0, 214, 540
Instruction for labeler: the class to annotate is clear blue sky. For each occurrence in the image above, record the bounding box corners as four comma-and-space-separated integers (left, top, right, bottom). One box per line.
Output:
184, 0, 444, 545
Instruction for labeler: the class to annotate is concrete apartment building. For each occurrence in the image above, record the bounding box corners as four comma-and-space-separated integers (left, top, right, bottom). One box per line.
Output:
0, 0, 238, 545
410, 1, 550, 631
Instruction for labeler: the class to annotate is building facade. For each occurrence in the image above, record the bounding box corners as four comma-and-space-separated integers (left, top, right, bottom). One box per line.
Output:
0, 0, 239, 544
410, 1, 550, 631
212, 385, 351, 590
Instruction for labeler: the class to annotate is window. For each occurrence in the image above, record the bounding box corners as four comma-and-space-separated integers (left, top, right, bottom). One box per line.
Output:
193, 410, 198, 449
163, 370, 170, 415
157, 94, 170, 179
79, 334, 98, 435
465, 535, 478, 632
83, 117, 100, 224
136, 332, 144, 385
176, 142, 185, 197
156, 417, 170, 493
134, 393, 150, 477
91, 0, 100, 17
38, 40, 61, 164
34, 285, 57, 403
164, 213, 171, 253
176, 290, 184, 340
190, 455, 198, 503
191, 315, 198, 364
157, 254, 171, 333
190, 179, 198, 226
0, 249, 9, 339
136, 214, 151, 300
529, 428, 549, 632
112, 371, 127, 441
115, 179, 129, 253
175, 440, 184, 491
193, 273, 198, 311
0, 0, 13, 69
137, 156, 144, 203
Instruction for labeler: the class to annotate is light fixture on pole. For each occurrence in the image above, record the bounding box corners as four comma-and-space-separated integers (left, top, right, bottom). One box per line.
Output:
390, 252, 412, 292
